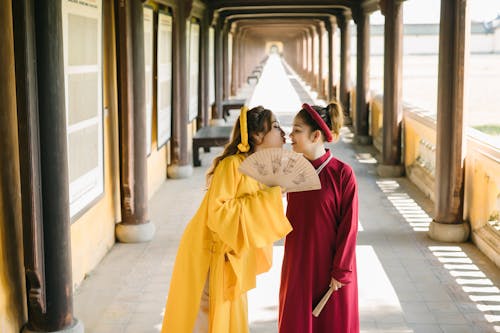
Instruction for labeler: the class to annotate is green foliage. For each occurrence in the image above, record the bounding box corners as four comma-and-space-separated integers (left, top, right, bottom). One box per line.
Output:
473, 125, 500, 136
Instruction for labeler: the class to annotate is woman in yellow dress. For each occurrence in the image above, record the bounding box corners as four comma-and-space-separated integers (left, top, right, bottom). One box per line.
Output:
161, 106, 293, 333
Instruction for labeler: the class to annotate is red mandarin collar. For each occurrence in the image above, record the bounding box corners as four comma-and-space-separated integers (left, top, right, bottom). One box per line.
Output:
310, 149, 331, 169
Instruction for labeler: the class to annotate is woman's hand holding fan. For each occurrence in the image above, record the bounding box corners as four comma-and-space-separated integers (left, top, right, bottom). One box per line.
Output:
238, 148, 321, 192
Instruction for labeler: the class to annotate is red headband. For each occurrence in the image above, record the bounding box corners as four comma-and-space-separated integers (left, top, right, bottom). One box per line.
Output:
302, 103, 333, 142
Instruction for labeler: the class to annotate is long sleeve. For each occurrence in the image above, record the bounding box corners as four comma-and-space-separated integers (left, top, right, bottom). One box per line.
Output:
206, 156, 292, 253
331, 166, 358, 284
206, 155, 292, 300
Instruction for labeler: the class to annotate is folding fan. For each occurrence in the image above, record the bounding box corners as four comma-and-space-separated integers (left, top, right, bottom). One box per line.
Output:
238, 148, 321, 192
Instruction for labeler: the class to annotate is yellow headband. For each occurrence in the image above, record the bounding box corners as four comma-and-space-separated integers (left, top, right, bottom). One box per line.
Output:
237, 106, 250, 153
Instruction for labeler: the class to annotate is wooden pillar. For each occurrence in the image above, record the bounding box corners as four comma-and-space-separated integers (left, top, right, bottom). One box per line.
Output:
11, 1, 45, 329
115, 0, 156, 242
326, 17, 337, 101
309, 27, 316, 88
296, 38, 301, 73
238, 30, 247, 90
222, 22, 230, 100
212, 15, 224, 124
429, 0, 470, 242
317, 22, 326, 99
303, 32, 308, 78
377, 0, 405, 177
303, 31, 309, 81
2, 1, 31, 332
15, 0, 83, 331
230, 27, 239, 96
200, 10, 210, 128
353, 9, 372, 144
167, 1, 194, 176
297, 33, 305, 76
338, 13, 352, 123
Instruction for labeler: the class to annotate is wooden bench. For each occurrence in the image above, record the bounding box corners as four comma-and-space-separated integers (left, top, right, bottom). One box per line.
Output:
222, 99, 245, 120
192, 126, 233, 166
247, 75, 259, 84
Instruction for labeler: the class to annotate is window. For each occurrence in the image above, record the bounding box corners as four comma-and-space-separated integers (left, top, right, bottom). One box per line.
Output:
188, 21, 200, 121
62, 0, 103, 218
209, 27, 215, 106
157, 12, 173, 148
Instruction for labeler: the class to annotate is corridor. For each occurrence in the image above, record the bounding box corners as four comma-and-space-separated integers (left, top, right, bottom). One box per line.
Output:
73, 54, 500, 333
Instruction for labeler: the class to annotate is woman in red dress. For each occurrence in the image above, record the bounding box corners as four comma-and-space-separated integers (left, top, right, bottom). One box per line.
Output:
279, 102, 359, 333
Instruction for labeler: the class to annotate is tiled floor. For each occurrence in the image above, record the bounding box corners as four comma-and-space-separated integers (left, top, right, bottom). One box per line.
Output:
74, 54, 500, 333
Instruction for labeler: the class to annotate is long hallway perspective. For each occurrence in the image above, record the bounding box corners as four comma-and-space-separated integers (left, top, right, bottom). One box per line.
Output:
74, 54, 500, 333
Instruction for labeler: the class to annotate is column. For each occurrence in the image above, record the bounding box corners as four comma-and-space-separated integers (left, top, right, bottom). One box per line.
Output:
317, 22, 326, 99
429, 0, 470, 242
338, 13, 352, 124
222, 22, 230, 100
326, 17, 337, 101
115, 0, 156, 241
166, 1, 194, 176
212, 15, 225, 125
353, 9, 372, 144
19, 0, 83, 331
4, 1, 37, 332
230, 27, 239, 96
377, 0, 405, 177
199, 10, 210, 128
309, 27, 316, 88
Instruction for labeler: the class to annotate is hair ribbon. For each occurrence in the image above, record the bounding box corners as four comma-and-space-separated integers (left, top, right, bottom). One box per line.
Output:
237, 106, 250, 152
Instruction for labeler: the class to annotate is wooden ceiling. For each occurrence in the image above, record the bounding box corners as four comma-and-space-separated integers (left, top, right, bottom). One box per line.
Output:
203, 0, 380, 41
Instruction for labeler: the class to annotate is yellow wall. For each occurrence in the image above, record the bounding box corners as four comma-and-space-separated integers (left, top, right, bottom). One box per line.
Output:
147, 123, 168, 200
403, 108, 437, 201
465, 145, 500, 225
370, 94, 383, 152
70, 111, 119, 285
464, 135, 500, 267
70, 0, 120, 286
0, 1, 27, 330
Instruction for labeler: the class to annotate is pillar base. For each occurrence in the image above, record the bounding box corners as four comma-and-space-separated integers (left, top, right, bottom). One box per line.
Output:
116, 221, 155, 243
377, 164, 404, 178
209, 118, 226, 126
167, 163, 193, 179
23, 319, 84, 333
428, 220, 470, 243
343, 116, 353, 126
355, 135, 372, 145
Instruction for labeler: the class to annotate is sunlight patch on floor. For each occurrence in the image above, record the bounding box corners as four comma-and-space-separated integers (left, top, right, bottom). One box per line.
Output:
248, 244, 410, 332
429, 245, 500, 331
376, 180, 432, 232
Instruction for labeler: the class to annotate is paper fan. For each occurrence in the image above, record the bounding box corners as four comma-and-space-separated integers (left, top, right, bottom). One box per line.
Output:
238, 148, 321, 192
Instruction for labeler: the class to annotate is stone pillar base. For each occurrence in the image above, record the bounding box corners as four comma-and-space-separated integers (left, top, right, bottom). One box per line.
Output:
377, 164, 404, 178
355, 135, 372, 145
23, 319, 84, 333
428, 220, 470, 243
343, 116, 353, 126
167, 163, 193, 179
116, 221, 155, 243
209, 118, 226, 126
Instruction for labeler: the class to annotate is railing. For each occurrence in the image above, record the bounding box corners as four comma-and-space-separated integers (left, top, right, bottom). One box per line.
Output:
464, 128, 500, 267
403, 105, 438, 201
369, 96, 500, 267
